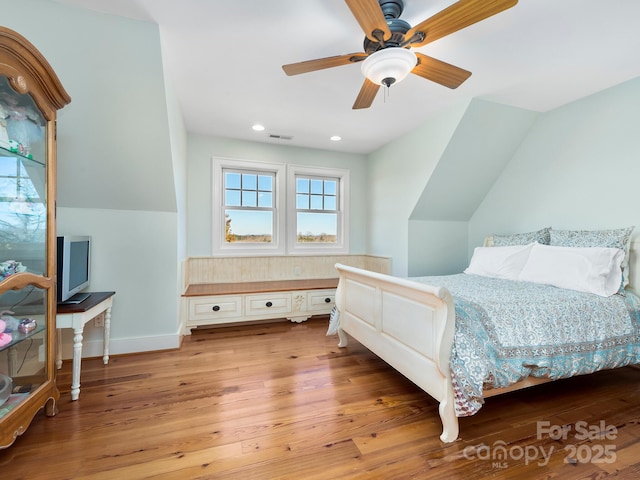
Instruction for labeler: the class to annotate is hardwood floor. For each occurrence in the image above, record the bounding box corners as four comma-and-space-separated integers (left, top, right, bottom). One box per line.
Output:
1, 318, 639, 479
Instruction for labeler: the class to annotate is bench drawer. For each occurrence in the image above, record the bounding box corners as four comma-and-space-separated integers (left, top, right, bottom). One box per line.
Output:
245, 292, 292, 316
306, 289, 336, 313
189, 295, 243, 324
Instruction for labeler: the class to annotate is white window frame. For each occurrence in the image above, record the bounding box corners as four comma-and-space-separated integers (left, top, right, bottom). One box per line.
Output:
212, 158, 349, 256
212, 157, 286, 256
286, 165, 349, 255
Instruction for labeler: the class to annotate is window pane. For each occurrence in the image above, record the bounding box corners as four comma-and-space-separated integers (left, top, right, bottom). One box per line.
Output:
242, 173, 257, 190
0, 159, 16, 176
242, 190, 256, 207
0, 178, 16, 197
225, 189, 241, 206
310, 179, 323, 194
258, 192, 272, 208
258, 175, 272, 191
296, 178, 309, 194
324, 196, 336, 211
297, 212, 337, 243
225, 209, 273, 243
324, 180, 337, 195
225, 172, 241, 189
296, 194, 308, 209
310, 195, 323, 210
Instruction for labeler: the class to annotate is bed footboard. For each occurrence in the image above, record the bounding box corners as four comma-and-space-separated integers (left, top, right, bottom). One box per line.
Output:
333, 263, 458, 442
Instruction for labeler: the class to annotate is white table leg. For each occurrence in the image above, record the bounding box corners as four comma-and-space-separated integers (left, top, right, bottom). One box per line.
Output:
102, 306, 111, 365
70, 326, 83, 401
56, 328, 63, 369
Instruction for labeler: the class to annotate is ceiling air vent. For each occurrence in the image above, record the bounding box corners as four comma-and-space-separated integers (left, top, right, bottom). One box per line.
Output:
269, 134, 293, 141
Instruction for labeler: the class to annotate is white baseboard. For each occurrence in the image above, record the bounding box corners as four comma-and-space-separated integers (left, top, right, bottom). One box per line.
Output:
58, 333, 182, 361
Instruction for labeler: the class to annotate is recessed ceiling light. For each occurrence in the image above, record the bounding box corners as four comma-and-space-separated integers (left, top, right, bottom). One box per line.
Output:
252, 124, 265, 131
330, 135, 342, 141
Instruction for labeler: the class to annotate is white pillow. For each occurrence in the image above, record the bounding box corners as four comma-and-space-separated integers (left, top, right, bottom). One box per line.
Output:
518, 244, 624, 297
464, 244, 534, 280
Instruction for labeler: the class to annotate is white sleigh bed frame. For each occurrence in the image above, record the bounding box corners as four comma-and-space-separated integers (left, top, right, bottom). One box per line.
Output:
333, 240, 639, 443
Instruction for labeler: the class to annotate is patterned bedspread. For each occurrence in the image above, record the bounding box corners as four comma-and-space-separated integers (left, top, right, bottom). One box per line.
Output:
411, 274, 640, 417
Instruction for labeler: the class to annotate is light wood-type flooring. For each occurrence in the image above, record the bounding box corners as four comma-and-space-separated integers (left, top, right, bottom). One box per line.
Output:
1, 318, 639, 479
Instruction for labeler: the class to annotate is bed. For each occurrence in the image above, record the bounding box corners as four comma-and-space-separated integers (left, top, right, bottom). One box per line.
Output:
329, 227, 640, 442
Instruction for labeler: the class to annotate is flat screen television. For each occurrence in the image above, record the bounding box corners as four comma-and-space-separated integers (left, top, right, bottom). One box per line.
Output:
56, 236, 91, 303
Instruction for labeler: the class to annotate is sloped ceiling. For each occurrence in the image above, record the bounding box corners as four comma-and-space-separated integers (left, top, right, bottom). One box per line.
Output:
410, 99, 538, 221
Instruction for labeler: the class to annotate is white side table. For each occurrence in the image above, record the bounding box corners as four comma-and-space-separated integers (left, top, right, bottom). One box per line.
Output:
56, 291, 115, 400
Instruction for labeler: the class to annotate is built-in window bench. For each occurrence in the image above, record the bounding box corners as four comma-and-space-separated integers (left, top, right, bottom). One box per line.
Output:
181, 254, 390, 334
184, 278, 338, 331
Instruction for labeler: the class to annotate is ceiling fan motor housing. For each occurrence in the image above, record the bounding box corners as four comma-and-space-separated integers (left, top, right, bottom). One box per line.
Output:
363, 18, 411, 53
379, 0, 404, 19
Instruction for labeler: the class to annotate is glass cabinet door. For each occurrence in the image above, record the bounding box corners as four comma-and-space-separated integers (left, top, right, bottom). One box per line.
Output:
1, 288, 48, 414
0, 74, 48, 416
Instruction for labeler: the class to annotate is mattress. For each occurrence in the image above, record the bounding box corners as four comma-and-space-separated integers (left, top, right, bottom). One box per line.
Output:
411, 274, 640, 416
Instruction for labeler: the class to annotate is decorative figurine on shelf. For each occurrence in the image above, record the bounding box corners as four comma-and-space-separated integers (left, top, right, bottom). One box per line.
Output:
5, 139, 32, 159
7, 139, 19, 153
18, 318, 36, 334
0, 260, 26, 281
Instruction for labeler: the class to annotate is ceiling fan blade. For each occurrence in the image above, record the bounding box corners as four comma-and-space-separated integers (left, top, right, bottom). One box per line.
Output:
412, 52, 471, 89
282, 53, 367, 76
345, 0, 392, 42
352, 79, 380, 109
406, 0, 518, 48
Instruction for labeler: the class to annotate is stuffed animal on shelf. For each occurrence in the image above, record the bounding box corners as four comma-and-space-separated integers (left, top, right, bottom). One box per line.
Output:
0, 310, 20, 334
0, 317, 11, 348
0, 260, 26, 281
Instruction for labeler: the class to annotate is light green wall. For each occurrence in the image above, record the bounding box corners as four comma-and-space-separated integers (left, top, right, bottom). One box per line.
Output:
186, 133, 368, 257
2, 0, 182, 355
469, 76, 640, 251
162, 69, 188, 332
1, 0, 176, 212
367, 101, 470, 276
402, 99, 537, 276
411, 99, 538, 222
408, 220, 469, 276
57, 208, 180, 356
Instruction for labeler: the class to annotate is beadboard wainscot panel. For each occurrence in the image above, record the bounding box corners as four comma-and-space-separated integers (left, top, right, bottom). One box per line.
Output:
184, 255, 390, 290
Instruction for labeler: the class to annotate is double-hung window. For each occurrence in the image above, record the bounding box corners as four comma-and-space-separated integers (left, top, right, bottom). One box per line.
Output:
287, 165, 349, 254
212, 158, 348, 255
224, 170, 275, 243
213, 158, 285, 255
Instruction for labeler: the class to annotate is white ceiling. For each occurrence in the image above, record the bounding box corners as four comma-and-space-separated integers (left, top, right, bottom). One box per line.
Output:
51, 0, 640, 154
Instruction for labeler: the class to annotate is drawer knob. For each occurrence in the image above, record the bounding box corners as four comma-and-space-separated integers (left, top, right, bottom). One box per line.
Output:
324, 297, 331, 303
266, 301, 273, 307
212, 305, 220, 312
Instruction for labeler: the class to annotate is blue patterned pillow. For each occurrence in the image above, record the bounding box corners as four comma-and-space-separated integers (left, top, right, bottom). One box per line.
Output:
550, 226, 635, 291
492, 227, 551, 247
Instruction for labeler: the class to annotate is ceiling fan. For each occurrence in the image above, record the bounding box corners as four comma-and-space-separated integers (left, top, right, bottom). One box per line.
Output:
282, 0, 518, 109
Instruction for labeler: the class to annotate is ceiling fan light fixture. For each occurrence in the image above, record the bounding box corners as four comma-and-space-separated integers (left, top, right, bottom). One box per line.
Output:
361, 47, 417, 87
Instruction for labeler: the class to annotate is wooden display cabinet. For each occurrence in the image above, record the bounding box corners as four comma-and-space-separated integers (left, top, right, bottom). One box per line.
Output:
0, 27, 70, 449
